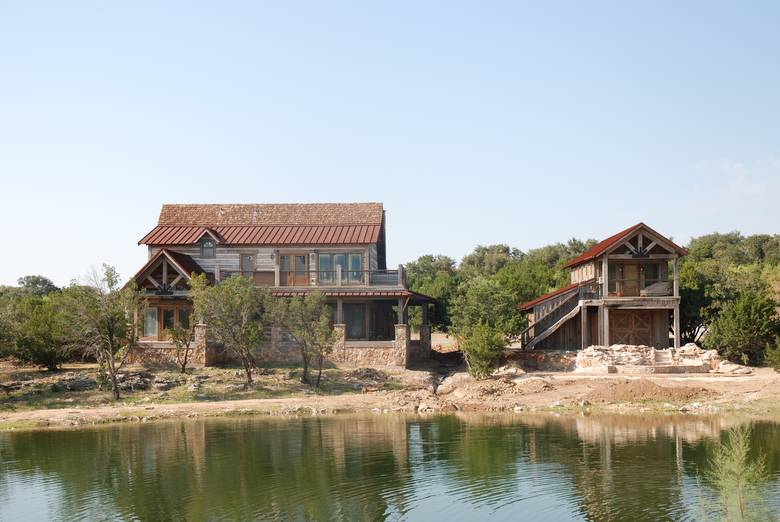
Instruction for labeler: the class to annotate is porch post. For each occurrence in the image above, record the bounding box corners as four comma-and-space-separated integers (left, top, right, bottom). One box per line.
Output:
580, 305, 588, 349
601, 256, 609, 297
673, 257, 680, 298
397, 298, 404, 324
336, 298, 344, 324
421, 303, 429, 325
673, 303, 681, 349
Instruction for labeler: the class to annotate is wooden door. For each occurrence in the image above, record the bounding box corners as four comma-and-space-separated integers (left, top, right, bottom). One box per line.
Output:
280, 254, 308, 286
610, 310, 653, 346
621, 264, 639, 296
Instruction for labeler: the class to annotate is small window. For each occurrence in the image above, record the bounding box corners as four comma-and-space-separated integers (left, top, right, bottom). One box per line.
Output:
201, 239, 215, 258
178, 309, 190, 329
162, 309, 175, 330
144, 308, 158, 337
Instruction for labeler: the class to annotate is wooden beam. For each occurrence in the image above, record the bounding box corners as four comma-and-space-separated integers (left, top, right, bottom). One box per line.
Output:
673, 303, 681, 349
145, 276, 160, 288
581, 305, 588, 349
673, 257, 679, 298
607, 254, 676, 260
162, 258, 168, 285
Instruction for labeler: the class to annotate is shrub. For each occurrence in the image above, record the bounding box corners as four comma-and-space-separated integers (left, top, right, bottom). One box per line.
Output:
703, 291, 779, 366
764, 336, 780, 372
459, 323, 505, 379
11, 293, 74, 371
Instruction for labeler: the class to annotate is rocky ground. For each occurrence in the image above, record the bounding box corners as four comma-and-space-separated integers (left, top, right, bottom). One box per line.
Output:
2, 355, 780, 430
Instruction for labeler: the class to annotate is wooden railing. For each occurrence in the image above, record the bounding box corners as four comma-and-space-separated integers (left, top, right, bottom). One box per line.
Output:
278, 268, 403, 287
520, 281, 601, 348
607, 278, 672, 297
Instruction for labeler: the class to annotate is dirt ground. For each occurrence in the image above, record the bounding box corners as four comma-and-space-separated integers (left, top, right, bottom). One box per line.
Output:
2, 354, 780, 430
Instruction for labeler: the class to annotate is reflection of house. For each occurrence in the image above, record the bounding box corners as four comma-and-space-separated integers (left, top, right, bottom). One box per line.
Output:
520, 223, 687, 350
130, 203, 433, 367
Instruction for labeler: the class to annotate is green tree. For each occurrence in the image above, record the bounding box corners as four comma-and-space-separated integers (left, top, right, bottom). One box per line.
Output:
451, 276, 523, 341
11, 292, 74, 371
190, 274, 269, 386
764, 336, 780, 372
165, 323, 196, 374
61, 265, 143, 400
271, 290, 336, 387
17, 275, 59, 296
703, 291, 780, 365
459, 244, 522, 280
404, 255, 460, 330
458, 322, 504, 379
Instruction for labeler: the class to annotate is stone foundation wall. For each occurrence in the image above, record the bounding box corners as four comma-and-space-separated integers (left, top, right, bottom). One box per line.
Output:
131, 322, 412, 369
506, 350, 578, 372
576, 343, 722, 373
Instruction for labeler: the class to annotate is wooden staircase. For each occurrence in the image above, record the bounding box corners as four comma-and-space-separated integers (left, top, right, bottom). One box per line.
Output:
520, 290, 581, 350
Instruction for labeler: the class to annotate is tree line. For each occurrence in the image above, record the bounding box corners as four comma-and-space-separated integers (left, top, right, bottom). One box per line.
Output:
0, 268, 337, 398
404, 232, 780, 376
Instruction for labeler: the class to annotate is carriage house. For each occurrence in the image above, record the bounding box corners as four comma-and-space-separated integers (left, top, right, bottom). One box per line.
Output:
520, 223, 686, 351
130, 203, 433, 367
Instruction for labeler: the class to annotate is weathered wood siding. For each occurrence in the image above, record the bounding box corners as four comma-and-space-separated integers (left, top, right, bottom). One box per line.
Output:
536, 313, 581, 350
570, 262, 595, 284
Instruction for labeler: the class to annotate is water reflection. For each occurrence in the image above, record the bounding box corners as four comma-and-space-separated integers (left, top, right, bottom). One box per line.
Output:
0, 414, 778, 521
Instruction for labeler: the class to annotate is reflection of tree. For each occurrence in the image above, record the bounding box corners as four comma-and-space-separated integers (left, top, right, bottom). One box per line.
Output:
1, 415, 778, 521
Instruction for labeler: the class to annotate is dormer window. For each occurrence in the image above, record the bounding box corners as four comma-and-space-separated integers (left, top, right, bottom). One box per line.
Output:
201, 239, 215, 258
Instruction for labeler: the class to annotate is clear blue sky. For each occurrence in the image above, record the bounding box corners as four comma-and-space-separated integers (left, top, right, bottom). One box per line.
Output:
1, 2, 779, 286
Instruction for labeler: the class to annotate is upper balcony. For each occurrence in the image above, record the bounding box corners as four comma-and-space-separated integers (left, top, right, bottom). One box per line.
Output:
265, 266, 407, 289
607, 278, 673, 297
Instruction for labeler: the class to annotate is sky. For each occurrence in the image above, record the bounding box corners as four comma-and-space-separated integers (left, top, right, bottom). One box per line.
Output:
1, 1, 779, 287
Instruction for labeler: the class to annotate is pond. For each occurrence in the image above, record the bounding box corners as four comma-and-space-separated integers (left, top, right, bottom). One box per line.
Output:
1, 414, 779, 521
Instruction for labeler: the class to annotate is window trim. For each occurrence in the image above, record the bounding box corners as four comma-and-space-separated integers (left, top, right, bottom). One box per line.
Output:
201, 239, 216, 259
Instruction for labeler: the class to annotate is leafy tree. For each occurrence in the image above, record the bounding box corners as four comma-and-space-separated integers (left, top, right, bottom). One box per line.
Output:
405, 255, 460, 330
165, 323, 196, 374
17, 275, 59, 296
459, 322, 504, 379
190, 274, 269, 386
459, 244, 522, 280
703, 291, 780, 365
271, 290, 336, 387
451, 276, 524, 341
0, 292, 17, 357
494, 258, 563, 309
10, 292, 74, 370
61, 265, 143, 400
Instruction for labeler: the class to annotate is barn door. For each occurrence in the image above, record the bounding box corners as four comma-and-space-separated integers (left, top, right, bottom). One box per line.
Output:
610, 310, 653, 346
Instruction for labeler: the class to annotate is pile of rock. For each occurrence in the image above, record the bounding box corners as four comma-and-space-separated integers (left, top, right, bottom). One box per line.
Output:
575, 343, 753, 375
116, 371, 153, 391
51, 373, 97, 392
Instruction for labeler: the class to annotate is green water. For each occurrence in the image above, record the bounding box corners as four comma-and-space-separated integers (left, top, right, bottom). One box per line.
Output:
1, 414, 779, 521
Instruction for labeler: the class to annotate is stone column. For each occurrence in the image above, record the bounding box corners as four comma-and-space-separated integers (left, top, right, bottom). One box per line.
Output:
419, 324, 432, 358
332, 324, 346, 363
195, 324, 211, 366
394, 324, 410, 368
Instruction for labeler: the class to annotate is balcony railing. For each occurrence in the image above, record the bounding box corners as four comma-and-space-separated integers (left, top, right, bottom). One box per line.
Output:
607, 278, 672, 297
278, 268, 404, 288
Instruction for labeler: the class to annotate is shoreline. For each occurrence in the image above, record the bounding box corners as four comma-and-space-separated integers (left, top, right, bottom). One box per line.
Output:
3, 369, 780, 432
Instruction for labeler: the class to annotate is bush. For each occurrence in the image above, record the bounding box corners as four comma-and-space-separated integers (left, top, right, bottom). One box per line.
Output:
459, 323, 505, 379
12, 293, 74, 371
764, 336, 780, 372
703, 291, 780, 366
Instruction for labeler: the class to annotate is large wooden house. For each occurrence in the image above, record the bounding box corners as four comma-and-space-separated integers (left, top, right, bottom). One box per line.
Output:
520, 223, 686, 351
129, 203, 433, 367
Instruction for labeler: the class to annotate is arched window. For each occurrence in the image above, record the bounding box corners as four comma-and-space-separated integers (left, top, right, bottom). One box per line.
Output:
201, 239, 215, 258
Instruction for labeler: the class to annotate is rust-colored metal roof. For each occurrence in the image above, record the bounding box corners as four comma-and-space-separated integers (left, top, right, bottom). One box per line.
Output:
139, 224, 382, 246
519, 281, 583, 311
564, 222, 687, 268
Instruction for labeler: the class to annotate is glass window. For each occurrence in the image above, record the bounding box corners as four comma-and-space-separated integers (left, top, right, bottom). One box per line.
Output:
608, 264, 617, 294
163, 309, 175, 330
201, 239, 215, 258
348, 253, 362, 282
643, 264, 660, 287
318, 254, 333, 282
178, 309, 190, 329
334, 254, 347, 275
344, 304, 365, 339
144, 308, 158, 337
